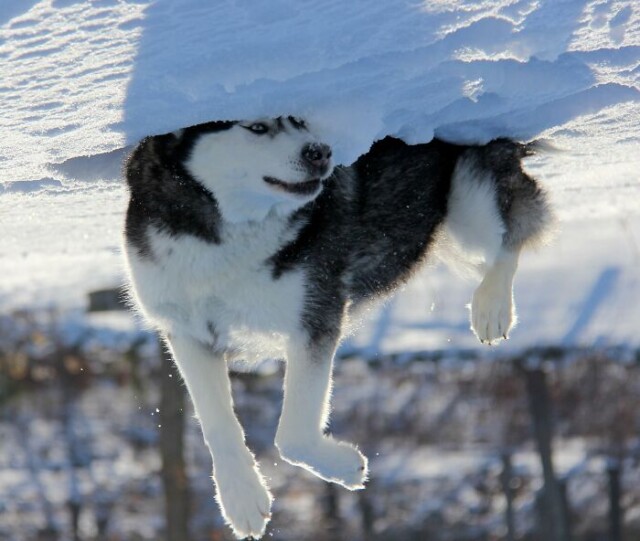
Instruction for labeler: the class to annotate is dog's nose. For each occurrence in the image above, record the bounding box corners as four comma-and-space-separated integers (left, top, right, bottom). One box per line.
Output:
302, 143, 332, 170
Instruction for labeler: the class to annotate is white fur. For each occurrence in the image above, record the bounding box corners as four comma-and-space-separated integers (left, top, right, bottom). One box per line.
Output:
126, 216, 307, 539
126, 215, 368, 536
275, 338, 368, 489
128, 214, 312, 358
166, 334, 272, 539
436, 158, 505, 277
437, 158, 518, 344
471, 247, 520, 344
124, 120, 363, 539
187, 120, 331, 223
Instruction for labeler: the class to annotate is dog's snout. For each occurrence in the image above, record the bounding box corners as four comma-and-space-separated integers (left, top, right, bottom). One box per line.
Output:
302, 143, 332, 169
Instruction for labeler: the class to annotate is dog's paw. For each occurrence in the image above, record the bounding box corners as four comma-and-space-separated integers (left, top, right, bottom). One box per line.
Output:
277, 437, 368, 490
214, 458, 273, 539
471, 277, 515, 345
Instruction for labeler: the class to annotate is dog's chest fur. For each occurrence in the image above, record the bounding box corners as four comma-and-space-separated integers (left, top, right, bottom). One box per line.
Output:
128, 214, 307, 359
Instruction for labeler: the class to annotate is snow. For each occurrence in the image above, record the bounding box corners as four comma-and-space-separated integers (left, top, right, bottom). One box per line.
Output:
1, 0, 640, 350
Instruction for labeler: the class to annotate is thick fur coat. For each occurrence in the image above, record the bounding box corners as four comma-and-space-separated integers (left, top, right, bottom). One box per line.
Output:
123, 117, 552, 539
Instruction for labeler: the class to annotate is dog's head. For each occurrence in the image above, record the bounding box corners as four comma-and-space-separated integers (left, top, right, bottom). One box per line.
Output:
184, 116, 333, 223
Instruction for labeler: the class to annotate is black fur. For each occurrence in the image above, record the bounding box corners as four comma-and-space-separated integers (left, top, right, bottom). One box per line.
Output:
125, 121, 236, 258
464, 138, 550, 248
268, 137, 463, 341
287, 116, 307, 130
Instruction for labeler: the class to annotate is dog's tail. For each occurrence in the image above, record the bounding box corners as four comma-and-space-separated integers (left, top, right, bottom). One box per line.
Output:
474, 137, 557, 249
522, 138, 561, 155
484, 137, 560, 161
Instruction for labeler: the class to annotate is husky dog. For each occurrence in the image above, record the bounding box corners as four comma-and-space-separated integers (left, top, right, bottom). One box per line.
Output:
123, 116, 552, 539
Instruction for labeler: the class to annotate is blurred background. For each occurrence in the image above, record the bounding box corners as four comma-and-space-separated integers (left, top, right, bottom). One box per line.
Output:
1, 277, 639, 541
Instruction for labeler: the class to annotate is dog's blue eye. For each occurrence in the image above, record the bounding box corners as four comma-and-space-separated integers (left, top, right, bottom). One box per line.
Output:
246, 123, 269, 134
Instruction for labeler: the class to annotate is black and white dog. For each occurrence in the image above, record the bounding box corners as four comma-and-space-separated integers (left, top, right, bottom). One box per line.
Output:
123, 116, 552, 539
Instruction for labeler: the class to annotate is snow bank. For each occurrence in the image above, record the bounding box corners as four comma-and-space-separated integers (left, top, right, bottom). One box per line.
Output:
1, 0, 639, 176
104, 0, 640, 163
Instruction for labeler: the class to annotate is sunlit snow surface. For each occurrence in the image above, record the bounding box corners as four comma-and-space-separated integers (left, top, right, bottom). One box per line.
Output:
1, 0, 639, 350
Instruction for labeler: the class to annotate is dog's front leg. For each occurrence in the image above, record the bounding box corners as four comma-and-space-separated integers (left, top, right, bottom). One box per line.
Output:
275, 336, 368, 490
165, 334, 272, 539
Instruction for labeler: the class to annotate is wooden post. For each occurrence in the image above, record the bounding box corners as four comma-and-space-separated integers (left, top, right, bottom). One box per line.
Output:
159, 338, 190, 541
87, 288, 127, 312
500, 452, 516, 541
358, 488, 374, 538
558, 478, 572, 541
608, 459, 623, 541
534, 489, 552, 541
322, 483, 342, 537
521, 364, 571, 541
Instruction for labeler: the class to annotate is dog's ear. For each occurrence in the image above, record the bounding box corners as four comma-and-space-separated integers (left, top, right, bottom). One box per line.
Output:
165, 120, 238, 165
187, 120, 238, 135
144, 132, 183, 168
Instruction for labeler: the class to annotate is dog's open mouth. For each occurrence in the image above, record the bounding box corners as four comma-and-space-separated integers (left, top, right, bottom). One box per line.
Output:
263, 176, 321, 196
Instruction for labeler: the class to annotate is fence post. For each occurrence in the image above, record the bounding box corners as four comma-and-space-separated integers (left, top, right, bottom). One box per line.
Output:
322, 483, 343, 539
558, 478, 572, 541
608, 459, 623, 541
501, 452, 516, 541
159, 337, 190, 541
358, 483, 374, 537
521, 364, 571, 541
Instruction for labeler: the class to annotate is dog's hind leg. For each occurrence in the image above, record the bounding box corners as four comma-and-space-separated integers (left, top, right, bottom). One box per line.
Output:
441, 140, 553, 344
275, 336, 368, 489
165, 334, 272, 539
437, 154, 517, 344
471, 246, 520, 344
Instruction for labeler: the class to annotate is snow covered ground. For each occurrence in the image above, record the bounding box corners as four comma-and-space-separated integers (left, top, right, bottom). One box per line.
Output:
1, 0, 639, 351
